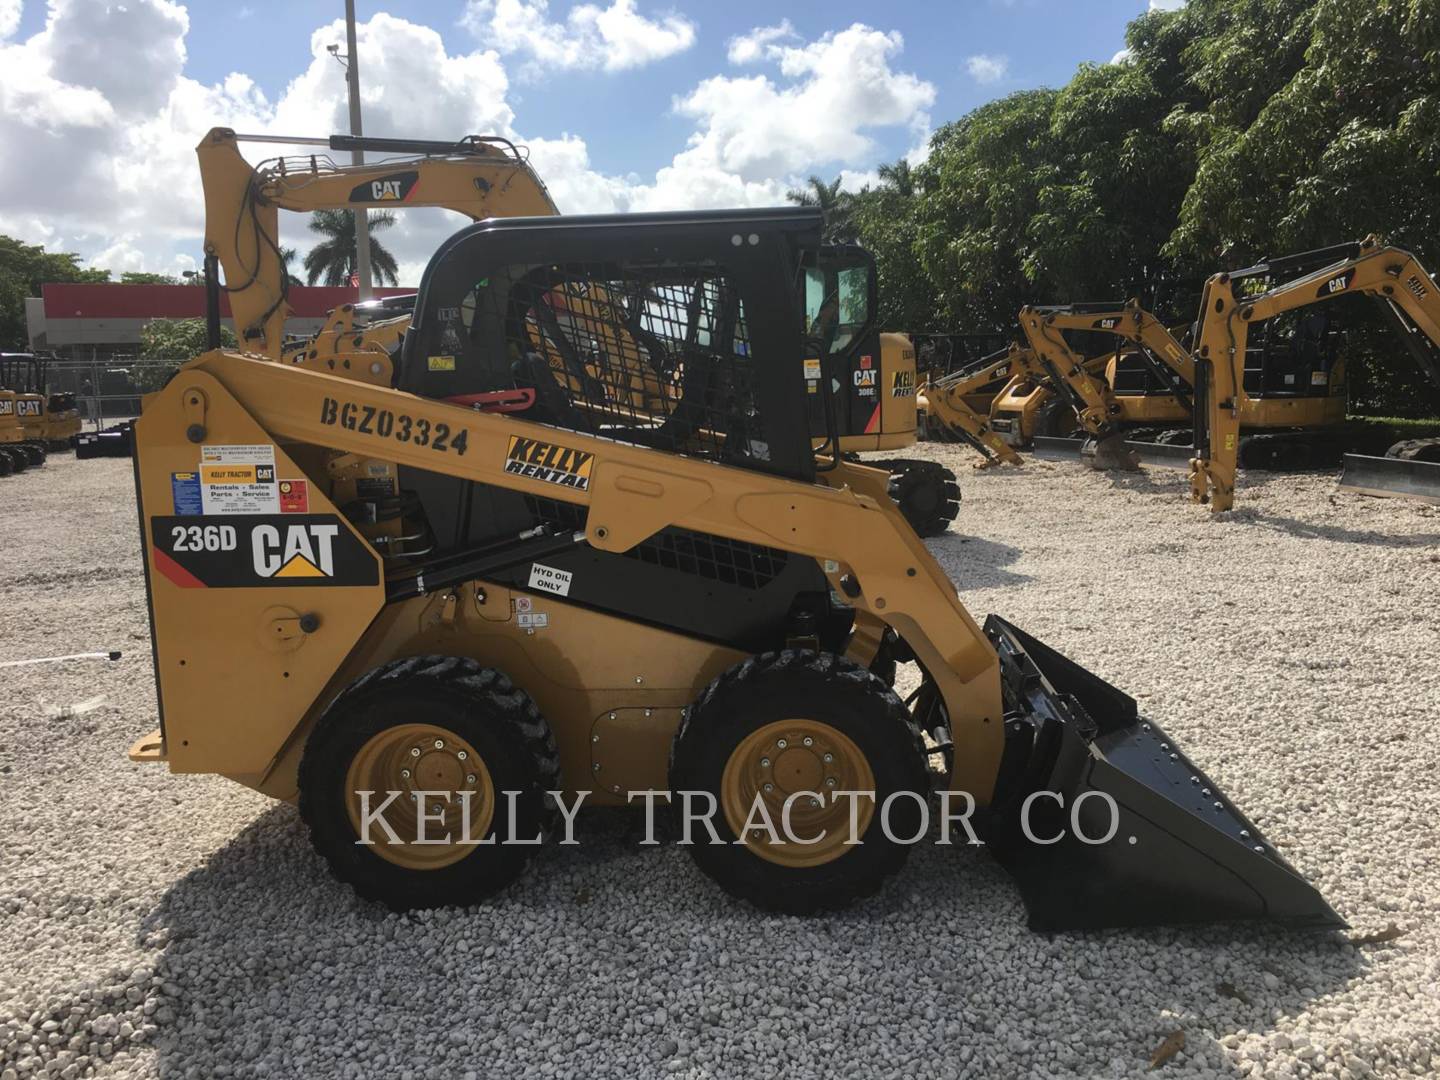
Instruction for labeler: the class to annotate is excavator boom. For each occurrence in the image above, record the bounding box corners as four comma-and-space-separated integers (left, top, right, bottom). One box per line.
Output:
1192, 237, 1440, 509
198, 127, 558, 359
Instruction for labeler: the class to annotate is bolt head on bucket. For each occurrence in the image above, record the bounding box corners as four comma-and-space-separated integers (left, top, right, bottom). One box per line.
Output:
981, 616, 1344, 932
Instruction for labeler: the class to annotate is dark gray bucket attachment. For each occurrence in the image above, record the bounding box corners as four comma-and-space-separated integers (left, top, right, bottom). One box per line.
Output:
981, 616, 1344, 932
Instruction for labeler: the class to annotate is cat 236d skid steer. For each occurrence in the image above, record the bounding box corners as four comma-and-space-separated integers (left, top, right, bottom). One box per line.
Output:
128, 208, 1339, 930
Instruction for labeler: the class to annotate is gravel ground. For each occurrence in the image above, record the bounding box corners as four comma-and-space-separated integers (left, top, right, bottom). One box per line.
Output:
1, 450, 1438, 1080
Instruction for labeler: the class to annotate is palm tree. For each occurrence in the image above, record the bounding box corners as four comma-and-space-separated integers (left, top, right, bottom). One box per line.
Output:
302, 209, 401, 287
875, 159, 915, 197
786, 175, 855, 243
279, 247, 303, 288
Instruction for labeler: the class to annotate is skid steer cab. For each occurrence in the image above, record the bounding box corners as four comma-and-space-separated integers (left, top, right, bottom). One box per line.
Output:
129, 207, 1340, 930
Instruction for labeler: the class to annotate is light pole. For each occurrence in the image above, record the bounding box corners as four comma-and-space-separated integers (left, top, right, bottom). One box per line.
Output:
331, 1, 373, 300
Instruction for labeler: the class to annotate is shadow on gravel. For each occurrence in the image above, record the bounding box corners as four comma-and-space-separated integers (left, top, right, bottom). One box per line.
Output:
135, 802, 1367, 1078
1235, 512, 1440, 549
926, 534, 1029, 587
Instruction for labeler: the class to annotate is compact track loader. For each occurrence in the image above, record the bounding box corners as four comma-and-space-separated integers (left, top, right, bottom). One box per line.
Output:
129, 208, 1338, 929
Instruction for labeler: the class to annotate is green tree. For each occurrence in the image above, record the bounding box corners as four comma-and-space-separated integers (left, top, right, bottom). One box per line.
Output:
302, 209, 401, 287
848, 159, 938, 332
0, 236, 110, 349
136, 317, 236, 391
120, 271, 182, 285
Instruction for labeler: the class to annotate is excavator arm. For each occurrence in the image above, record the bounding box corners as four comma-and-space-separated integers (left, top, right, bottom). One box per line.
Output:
197, 128, 558, 360
1191, 237, 1440, 510
920, 345, 1029, 464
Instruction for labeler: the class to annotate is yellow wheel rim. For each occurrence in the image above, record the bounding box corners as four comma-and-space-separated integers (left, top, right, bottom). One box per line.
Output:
720, 718, 876, 869
344, 722, 495, 871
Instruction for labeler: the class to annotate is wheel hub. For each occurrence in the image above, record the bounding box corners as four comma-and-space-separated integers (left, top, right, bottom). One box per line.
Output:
344, 722, 494, 870
720, 718, 876, 869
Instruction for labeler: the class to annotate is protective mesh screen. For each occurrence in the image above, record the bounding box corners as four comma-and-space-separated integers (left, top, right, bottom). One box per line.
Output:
524, 496, 788, 590
450, 263, 771, 467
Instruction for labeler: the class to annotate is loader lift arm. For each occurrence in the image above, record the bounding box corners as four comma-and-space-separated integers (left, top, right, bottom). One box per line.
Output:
198, 127, 558, 360
1191, 236, 1440, 510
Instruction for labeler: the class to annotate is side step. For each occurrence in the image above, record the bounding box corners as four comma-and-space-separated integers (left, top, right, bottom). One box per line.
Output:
1338, 453, 1440, 504
1031, 436, 1194, 469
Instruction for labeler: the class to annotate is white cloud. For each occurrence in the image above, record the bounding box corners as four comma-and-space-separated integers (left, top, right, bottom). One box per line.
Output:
726, 20, 795, 65
1149, 0, 1185, 9
964, 53, 1008, 84
639, 23, 932, 209
0, 0, 21, 40
462, 0, 695, 73
0, 10, 932, 279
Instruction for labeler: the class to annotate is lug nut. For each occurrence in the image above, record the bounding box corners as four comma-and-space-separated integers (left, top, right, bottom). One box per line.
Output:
400, 768, 411, 779
810, 798, 821, 808
777, 739, 788, 749
433, 739, 445, 750
457, 750, 468, 761
466, 774, 476, 784
763, 783, 774, 793
825, 777, 837, 787
760, 757, 770, 767
802, 736, 813, 747
823, 753, 834, 763
410, 747, 421, 757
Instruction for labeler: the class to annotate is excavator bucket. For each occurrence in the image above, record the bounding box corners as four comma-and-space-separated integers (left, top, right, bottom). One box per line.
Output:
1081, 433, 1142, 471
981, 616, 1343, 931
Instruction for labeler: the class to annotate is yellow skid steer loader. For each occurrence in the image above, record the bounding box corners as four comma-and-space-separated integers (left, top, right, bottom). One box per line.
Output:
127, 208, 1338, 930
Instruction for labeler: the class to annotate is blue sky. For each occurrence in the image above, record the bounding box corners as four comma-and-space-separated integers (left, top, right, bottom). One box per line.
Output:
179, 0, 1151, 178
0, 0, 1161, 279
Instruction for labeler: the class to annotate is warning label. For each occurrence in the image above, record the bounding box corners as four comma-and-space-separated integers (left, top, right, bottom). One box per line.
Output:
171, 472, 202, 515
201, 444, 277, 466
528, 563, 573, 597
278, 479, 310, 513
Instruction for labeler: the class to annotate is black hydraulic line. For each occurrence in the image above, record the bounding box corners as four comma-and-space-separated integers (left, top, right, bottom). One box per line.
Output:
1192, 356, 1211, 454
1228, 241, 1364, 283
385, 527, 586, 603
204, 254, 222, 350
329, 134, 522, 160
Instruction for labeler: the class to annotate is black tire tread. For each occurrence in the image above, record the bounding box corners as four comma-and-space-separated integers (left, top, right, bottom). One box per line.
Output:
886, 458, 961, 537
670, 649, 929, 915
298, 654, 560, 909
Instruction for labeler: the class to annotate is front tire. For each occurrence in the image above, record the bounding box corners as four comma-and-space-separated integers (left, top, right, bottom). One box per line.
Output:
886, 458, 961, 537
670, 651, 930, 915
298, 655, 559, 911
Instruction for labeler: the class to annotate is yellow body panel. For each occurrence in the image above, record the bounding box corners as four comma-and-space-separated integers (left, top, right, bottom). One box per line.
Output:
134, 351, 1006, 806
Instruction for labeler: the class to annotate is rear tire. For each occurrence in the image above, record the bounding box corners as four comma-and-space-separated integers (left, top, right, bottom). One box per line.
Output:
22, 443, 45, 466
669, 650, 930, 915
887, 459, 960, 537
298, 655, 560, 911
0, 450, 14, 477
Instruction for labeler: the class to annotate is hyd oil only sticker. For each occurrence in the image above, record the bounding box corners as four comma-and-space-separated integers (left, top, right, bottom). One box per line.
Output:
150, 515, 378, 589
504, 436, 593, 491
528, 562, 572, 596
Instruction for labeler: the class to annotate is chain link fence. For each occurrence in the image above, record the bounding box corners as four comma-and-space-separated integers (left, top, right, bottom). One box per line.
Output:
44, 356, 192, 431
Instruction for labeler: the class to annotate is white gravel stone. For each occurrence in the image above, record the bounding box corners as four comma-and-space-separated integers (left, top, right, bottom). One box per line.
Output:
1, 453, 1438, 1078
